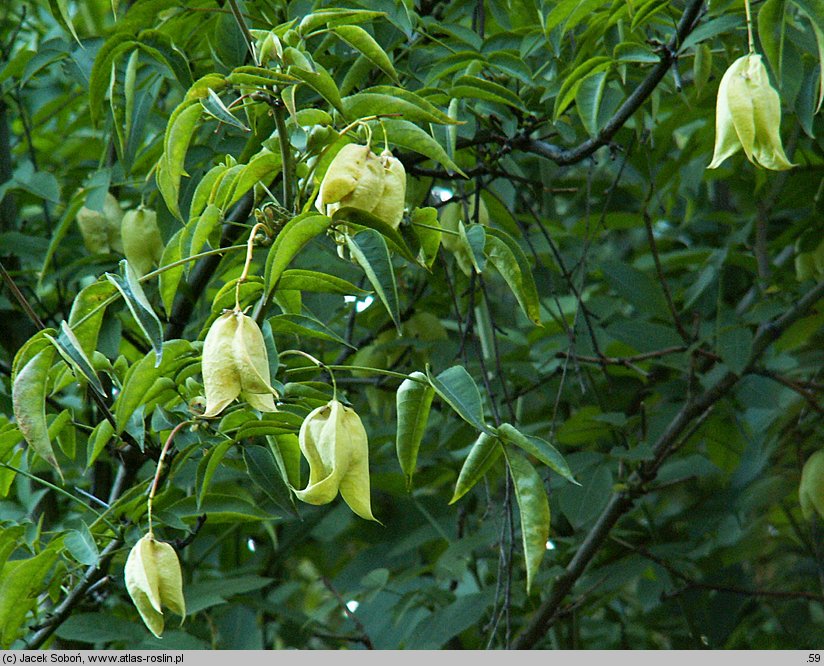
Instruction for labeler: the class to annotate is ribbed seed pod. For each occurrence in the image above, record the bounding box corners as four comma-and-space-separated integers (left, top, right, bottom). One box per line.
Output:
121, 207, 165, 277
294, 399, 376, 521
316, 143, 385, 217
370, 150, 407, 230
202, 310, 278, 417
77, 192, 124, 254
708, 53, 795, 171
124, 534, 186, 638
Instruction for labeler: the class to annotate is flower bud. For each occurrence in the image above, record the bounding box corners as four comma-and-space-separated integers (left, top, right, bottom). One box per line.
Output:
799, 449, 824, 523
315, 143, 385, 218
124, 534, 186, 638
294, 399, 376, 521
708, 53, 795, 171
77, 192, 124, 254
202, 310, 278, 417
370, 150, 407, 230
121, 207, 165, 277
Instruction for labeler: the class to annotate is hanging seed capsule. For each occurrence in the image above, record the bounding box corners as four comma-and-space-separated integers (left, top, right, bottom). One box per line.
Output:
124, 534, 186, 638
77, 192, 124, 254
315, 143, 385, 218
371, 150, 407, 230
294, 399, 376, 521
121, 207, 165, 277
202, 310, 278, 417
708, 53, 795, 171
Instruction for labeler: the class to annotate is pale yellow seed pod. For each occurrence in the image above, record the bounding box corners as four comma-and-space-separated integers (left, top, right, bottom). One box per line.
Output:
294, 399, 376, 521
799, 449, 824, 523
371, 150, 407, 230
316, 143, 385, 217
121, 208, 165, 277
202, 310, 278, 417
708, 53, 794, 171
202, 312, 242, 418
233, 313, 277, 412
124, 534, 186, 638
77, 193, 124, 254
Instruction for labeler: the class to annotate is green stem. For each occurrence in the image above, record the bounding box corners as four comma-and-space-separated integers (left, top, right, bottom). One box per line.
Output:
744, 0, 755, 53
283, 363, 425, 383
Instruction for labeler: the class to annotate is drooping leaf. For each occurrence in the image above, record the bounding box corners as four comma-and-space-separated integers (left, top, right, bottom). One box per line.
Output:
264, 213, 332, 294
497, 423, 578, 485
106, 260, 164, 364
331, 25, 398, 81
12, 346, 61, 478
243, 445, 298, 517
450, 432, 502, 504
346, 228, 401, 331
504, 448, 551, 594
395, 372, 435, 489
429, 366, 492, 435
483, 231, 542, 326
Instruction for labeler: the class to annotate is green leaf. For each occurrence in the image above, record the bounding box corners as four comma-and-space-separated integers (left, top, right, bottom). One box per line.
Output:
346, 228, 401, 331
200, 88, 250, 132
395, 372, 435, 489
47, 0, 81, 44
86, 419, 115, 468
381, 118, 466, 175
299, 9, 387, 35
600, 261, 670, 321
483, 232, 542, 326
451, 75, 525, 109
287, 61, 345, 114
554, 56, 611, 120
264, 213, 332, 294
497, 423, 578, 485
332, 206, 419, 264
343, 91, 454, 125
576, 69, 607, 137
331, 25, 398, 81
67, 279, 118, 357
544, 0, 609, 34
226, 65, 297, 88
450, 432, 502, 504
226, 150, 282, 211
114, 339, 197, 433
106, 260, 164, 364
243, 445, 298, 517
267, 313, 354, 347
64, 524, 100, 566
12, 347, 61, 478
428, 366, 492, 434
0, 545, 59, 645
361, 86, 458, 124
410, 207, 441, 268
48, 321, 106, 398
159, 101, 202, 219
278, 269, 368, 295
186, 203, 222, 259
504, 448, 550, 594
159, 228, 185, 315
758, 0, 786, 85
793, 0, 824, 112
717, 326, 753, 375
406, 591, 495, 648
196, 439, 234, 509
612, 42, 659, 64
268, 434, 302, 491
